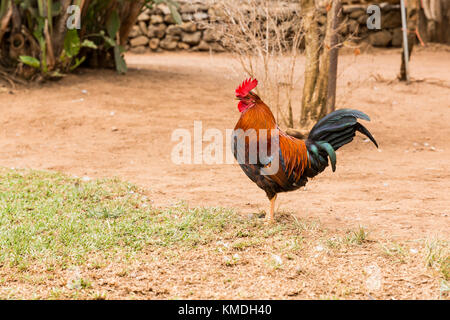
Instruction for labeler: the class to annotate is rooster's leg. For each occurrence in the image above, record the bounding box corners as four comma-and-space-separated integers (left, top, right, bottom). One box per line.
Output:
266, 194, 277, 224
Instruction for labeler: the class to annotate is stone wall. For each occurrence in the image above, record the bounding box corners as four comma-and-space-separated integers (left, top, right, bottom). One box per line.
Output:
127, 1, 408, 53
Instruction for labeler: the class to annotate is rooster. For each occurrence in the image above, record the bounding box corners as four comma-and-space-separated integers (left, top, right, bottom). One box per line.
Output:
232, 78, 378, 223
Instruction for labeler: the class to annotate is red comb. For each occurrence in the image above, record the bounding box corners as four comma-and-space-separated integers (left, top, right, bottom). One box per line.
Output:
235, 78, 258, 97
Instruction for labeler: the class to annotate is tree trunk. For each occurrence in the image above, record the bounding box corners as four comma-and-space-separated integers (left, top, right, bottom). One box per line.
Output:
300, 0, 341, 128
422, 0, 450, 44
119, 0, 146, 47
51, 0, 72, 59
326, 0, 341, 114
300, 0, 321, 128
399, 0, 420, 81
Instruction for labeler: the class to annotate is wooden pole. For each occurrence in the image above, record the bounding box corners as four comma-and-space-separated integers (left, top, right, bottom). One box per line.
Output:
326, 0, 342, 114
400, 0, 410, 83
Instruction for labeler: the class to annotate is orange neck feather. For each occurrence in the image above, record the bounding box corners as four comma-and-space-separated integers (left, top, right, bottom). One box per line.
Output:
234, 101, 277, 131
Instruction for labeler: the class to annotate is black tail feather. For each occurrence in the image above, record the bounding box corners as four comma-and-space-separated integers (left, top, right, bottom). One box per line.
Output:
355, 122, 378, 148
304, 109, 378, 178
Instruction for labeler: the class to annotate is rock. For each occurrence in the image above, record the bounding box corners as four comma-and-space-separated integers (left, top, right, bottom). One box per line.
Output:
364, 264, 382, 291
127, 3, 404, 53
182, 31, 202, 45
211, 42, 225, 52
149, 38, 160, 50
150, 14, 164, 24
196, 40, 211, 51
382, 10, 401, 29
181, 21, 197, 33
166, 25, 182, 36
149, 6, 162, 16
130, 46, 147, 54
177, 42, 190, 50
203, 29, 217, 42
198, 4, 209, 11
349, 9, 365, 20
180, 4, 197, 14
138, 21, 147, 35
157, 3, 171, 15
368, 30, 392, 47
164, 14, 175, 24
207, 8, 218, 21
391, 28, 403, 47
130, 36, 149, 47
138, 12, 150, 21
129, 25, 141, 38
196, 39, 225, 53
181, 13, 193, 22
148, 24, 166, 38
208, 7, 226, 21
193, 12, 208, 21
197, 23, 207, 31
160, 36, 178, 50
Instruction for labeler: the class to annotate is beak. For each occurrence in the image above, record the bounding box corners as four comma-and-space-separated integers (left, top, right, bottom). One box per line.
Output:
235, 97, 242, 100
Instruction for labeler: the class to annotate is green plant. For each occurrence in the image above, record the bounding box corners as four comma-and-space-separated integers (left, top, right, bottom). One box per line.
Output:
0, 0, 180, 80
345, 226, 369, 245
425, 239, 449, 280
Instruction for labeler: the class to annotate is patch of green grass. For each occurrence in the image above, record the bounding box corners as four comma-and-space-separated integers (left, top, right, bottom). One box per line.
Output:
290, 214, 321, 233
231, 239, 260, 250
0, 168, 243, 269
425, 239, 449, 280
344, 226, 370, 245
91, 291, 107, 300
224, 256, 239, 266
67, 277, 92, 290
283, 236, 303, 253
0, 168, 313, 274
323, 226, 370, 250
440, 280, 449, 299
325, 237, 342, 249
379, 241, 408, 263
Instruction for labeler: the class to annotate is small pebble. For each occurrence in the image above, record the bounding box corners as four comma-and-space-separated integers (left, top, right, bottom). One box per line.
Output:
314, 245, 324, 252
272, 254, 282, 265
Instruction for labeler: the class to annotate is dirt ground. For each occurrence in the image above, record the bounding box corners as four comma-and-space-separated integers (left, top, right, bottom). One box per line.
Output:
1, 48, 449, 240
0, 48, 449, 299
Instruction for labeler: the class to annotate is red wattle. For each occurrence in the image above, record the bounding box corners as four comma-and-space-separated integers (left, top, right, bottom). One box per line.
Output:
238, 101, 247, 112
